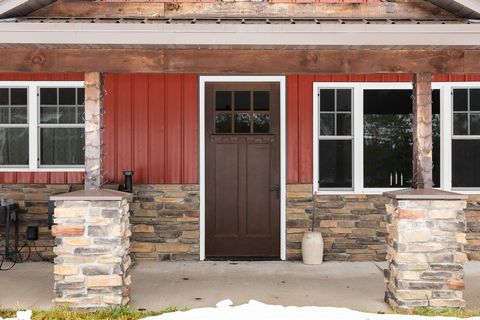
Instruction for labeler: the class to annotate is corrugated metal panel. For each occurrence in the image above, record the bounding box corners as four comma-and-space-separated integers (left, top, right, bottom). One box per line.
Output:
287, 73, 480, 184
0, 72, 85, 185
103, 73, 198, 185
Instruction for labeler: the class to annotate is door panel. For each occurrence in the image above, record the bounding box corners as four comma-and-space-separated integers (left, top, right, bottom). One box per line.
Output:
205, 82, 280, 258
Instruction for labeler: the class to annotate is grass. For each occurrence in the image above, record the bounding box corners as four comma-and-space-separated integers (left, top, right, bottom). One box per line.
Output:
0, 305, 179, 320
411, 307, 480, 318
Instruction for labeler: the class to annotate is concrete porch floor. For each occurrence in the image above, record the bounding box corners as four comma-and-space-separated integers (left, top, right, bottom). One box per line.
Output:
1, 261, 480, 312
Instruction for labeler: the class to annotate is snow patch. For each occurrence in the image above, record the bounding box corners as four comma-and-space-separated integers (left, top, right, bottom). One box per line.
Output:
142, 300, 480, 320
0, 310, 31, 320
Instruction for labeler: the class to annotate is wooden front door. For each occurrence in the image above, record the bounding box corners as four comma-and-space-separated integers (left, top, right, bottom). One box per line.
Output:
205, 82, 280, 258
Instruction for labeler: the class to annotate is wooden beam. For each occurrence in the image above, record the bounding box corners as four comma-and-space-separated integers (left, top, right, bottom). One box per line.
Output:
412, 73, 433, 189
84, 72, 104, 191
28, 0, 454, 19
1, 48, 480, 74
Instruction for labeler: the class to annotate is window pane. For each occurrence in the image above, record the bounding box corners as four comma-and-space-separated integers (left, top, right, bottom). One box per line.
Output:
336, 89, 351, 111
320, 89, 335, 112
59, 88, 76, 105
234, 113, 250, 133
453, 89, 468, 111
471, 113, 480, 135
452, 140, 480, 188
234, 91, 250, 111
0, 108, 8, 124
336, 114, 351, 136
253, 91, 269, 111
453, 113, 468, 135
364, 89, 440, 188
319, 114, 334, 136
77, 88, 85, 105
253, 113, 269, 133
215, 91, 231, 111
77, 107, 85, 124
40, 88, 57, 105
471, 89, 480, 111
41, 107, 58, 124
0, 128, 28, 165
59, 107, 76, 124
40, 128, 84, 165
319, 140, 352, 188
215, 113, 232, 133
10, 107, 27, 124
0, 89, 8, 105
10, 88, 27, 105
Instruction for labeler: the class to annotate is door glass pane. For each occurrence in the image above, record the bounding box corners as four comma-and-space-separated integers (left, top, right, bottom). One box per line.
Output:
319, 140, 352, 188
336, 114, 351, 136
215, 91, 231, 111
453, 89, 468, 111
363, 89, 440, 188
452, 140, 480, 187
234, 91, 250, 111
453, 113, 468, 135
0, 128, 28, 165
40, 88, 57, 105
40, 128, 85, 165
59, 88, 76, 105
320, 89, 335, 112
10, 88, 27, 105
215, 113, 232, 133
471, 89, 480, 111
336, 89, 352, 111
319, 114, 334, 136
234, 113, 250, 133
253, 91, 269, 111
253, 113, 269, 133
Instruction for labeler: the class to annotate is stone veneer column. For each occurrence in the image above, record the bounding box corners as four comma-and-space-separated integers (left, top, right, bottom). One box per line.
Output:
50, 189, 132, 310
384, 189, 468, 312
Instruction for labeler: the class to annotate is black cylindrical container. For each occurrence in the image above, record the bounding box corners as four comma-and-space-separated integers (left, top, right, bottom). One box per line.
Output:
123, 171, 134, 193
0, 206, 6, 225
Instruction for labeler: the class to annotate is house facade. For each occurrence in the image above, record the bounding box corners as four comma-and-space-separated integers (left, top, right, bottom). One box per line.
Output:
1, 0, 480, 311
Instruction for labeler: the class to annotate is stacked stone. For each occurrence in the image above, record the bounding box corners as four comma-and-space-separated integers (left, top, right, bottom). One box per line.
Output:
52, 193, 131, 310
286, 184, 387, 261
384, 192, 467, 312
129, 184, 199, 261
465, 195, 480, 261
0, 184, 70, 260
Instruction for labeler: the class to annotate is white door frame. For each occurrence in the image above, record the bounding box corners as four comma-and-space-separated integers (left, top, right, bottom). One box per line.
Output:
199, 76, 287, 261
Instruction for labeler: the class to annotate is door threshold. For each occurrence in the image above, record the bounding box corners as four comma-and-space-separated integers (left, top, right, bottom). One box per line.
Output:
205, 256, 281, 262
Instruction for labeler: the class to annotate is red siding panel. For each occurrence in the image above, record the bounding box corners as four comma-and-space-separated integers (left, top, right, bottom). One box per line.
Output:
182, 74, 199, 184
148, 74, 166, 184
286, 73, 480, 184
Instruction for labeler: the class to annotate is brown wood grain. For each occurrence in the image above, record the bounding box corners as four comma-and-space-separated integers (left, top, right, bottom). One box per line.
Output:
1, 48, 480, 74
28, 0, 454, 19
412, 72, 433, 189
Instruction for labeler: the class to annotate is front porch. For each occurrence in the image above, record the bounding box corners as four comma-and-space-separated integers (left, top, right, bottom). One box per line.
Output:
2, 261, 480, 312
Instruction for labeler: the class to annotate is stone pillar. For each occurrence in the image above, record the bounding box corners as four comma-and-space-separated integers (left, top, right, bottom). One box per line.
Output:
384, 189, 467, 312
50, 190, 132, 310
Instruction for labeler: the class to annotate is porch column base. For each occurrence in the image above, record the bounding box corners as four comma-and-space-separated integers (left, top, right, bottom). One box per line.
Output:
384, 189, 467, 312
50, 190, 132, 310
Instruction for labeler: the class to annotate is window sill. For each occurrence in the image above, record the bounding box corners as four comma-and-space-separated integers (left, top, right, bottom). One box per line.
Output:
0, 167, 85, 172
315, 188, 480, 196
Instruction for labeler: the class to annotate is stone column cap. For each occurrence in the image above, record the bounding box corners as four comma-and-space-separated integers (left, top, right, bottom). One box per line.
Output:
50, 189, 133, 201
384, 188, 467, 200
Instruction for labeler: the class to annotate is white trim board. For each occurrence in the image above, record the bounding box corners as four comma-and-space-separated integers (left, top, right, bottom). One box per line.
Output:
313, 81, 480, 195
199, 76, 287, 261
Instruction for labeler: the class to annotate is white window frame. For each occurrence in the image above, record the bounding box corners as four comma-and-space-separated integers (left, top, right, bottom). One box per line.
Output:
313, 81, 480, 195
0, 81, 85, 172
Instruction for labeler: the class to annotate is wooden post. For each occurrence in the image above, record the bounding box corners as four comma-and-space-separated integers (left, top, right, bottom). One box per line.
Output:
84, 72, 104, 190
412, 73, 433, 189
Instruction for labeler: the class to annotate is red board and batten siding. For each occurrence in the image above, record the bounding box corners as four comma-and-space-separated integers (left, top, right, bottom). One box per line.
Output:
286, 74, 480, 184
1, 73, 480, 185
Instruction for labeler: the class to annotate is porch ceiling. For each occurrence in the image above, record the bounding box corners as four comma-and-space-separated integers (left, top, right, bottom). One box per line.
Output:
0, 18, 480, 49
